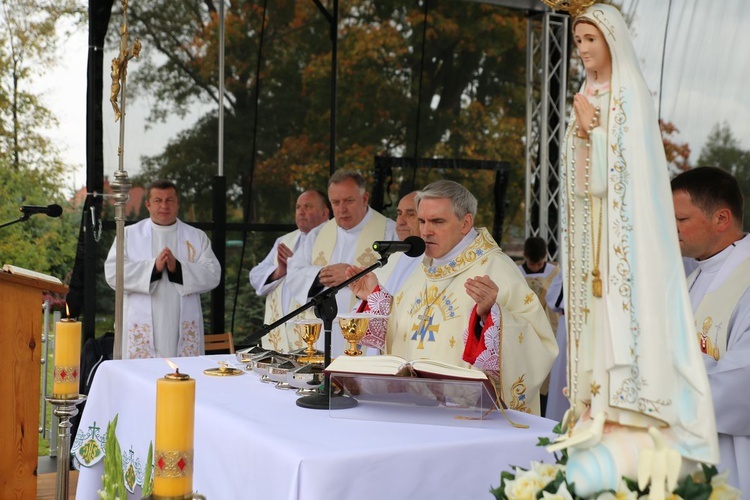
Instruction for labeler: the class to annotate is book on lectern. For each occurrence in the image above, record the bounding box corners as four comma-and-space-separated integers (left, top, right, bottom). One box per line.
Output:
2, 264, 62, 285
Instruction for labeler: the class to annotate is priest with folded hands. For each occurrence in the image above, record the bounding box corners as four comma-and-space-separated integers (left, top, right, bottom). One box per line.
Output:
347, 180, 558, 415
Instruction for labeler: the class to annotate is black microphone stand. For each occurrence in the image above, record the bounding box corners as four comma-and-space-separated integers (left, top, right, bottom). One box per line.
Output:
246, 253, 392, 410
0, 213, 31, 230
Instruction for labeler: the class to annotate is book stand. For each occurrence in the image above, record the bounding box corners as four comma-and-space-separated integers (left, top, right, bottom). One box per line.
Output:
327, 373, 501, 428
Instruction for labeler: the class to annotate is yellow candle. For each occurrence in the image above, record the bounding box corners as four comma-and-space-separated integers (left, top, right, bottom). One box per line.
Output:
154, 367, 195, 498
52, 317, 81, 399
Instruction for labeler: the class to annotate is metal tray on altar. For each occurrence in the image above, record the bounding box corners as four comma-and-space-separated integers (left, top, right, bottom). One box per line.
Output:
252, 354, 293, 383
287, 364, 325, 395
268, 359, 299, 389
235, 345, 268, 363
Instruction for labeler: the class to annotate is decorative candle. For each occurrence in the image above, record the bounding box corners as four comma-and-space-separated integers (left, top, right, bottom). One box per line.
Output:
52, 307, 82, 399
154, 361, 195, 498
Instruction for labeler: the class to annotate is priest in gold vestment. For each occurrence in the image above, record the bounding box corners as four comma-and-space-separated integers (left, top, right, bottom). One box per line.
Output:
349, 180, 558, 415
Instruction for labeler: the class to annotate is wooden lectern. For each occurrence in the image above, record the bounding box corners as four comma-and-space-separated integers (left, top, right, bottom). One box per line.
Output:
0, 271, 67, 499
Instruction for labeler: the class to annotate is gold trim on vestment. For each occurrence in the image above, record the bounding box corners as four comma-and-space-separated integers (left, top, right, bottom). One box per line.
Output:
424, 230, 498, 280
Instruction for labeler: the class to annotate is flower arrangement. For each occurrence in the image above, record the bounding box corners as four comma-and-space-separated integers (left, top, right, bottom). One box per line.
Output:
490, 428, 740, 500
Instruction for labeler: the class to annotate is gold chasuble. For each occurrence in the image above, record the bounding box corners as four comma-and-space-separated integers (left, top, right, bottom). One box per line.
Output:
372, 229, 557, 415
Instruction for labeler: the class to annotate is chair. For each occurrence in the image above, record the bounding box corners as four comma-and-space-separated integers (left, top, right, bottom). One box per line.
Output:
204, 332, 235, 354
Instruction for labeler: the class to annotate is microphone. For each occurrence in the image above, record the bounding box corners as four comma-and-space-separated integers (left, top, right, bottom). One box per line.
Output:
372, 235, 426, 258
19, 204, 63, 218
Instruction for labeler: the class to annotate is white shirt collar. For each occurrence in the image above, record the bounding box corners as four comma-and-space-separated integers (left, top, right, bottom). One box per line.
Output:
150, 219, 178, 232
696, 242, 736, 276
337, 207, 372, 235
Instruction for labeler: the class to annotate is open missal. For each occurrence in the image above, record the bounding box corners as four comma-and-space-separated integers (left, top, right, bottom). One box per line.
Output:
326, 355, 507, 412
326, 354, 487, 381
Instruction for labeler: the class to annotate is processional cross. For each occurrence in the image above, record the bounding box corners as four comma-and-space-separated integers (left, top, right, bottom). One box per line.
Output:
111, 0, 142, 359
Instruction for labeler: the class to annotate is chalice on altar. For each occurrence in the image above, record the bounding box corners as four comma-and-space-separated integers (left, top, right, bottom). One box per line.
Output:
338, 314, 384, 356
294, 318, 324, 364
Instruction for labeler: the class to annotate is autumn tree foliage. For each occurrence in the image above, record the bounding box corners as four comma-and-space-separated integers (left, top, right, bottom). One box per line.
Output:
660, 119, 691, 175
124, 0, 530, 233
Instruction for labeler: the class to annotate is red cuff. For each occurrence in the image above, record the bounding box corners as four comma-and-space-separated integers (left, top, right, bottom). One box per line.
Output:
463, 304, 490, 365
357, 285, 382, 313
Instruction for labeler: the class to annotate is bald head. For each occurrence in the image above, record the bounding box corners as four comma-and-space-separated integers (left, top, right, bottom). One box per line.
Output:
296, 190, 330, 233
396, 192, 419, 240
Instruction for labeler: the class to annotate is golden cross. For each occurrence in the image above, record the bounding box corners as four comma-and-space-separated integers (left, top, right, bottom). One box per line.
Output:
412, 307, 440, 349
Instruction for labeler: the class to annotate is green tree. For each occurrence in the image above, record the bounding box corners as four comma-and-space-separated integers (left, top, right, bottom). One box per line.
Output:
0, 162, 79, 280
0, 0, 84, 282
696, 122, 750, 231
0, 0, 84, 169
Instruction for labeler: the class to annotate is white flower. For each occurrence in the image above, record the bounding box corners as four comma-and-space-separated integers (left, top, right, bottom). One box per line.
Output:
541, 482, 574, 500
709, 471, 742, 500
530, 461, 565, 483
504, 468, 547, 500
612, 480, 638, 500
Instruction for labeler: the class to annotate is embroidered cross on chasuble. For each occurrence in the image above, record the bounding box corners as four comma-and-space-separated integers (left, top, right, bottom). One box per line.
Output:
409, 285, 457, 349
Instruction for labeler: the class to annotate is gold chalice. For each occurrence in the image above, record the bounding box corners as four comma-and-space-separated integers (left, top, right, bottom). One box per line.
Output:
338, 314, 381, 356
294, 319, 324, 364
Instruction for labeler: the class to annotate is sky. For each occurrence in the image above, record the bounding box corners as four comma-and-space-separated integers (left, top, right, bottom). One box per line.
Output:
40, 1, 749, 195
621, 0, 749, 160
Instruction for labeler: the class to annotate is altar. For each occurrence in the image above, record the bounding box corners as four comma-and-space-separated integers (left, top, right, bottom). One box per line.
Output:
73, 355, 557, 499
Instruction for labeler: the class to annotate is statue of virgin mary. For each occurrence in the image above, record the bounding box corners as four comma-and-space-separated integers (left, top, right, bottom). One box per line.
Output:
546, 2, 719, 496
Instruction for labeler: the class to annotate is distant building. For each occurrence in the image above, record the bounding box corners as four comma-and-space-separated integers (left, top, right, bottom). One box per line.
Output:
71, 176, 145, 218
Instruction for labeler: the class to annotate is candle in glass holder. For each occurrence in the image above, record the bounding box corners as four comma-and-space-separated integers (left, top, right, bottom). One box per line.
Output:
154, 362, 195, 498
52, 313, 82, 399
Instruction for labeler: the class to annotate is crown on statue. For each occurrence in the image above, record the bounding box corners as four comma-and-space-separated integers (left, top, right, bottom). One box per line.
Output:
541, 0, 596, 17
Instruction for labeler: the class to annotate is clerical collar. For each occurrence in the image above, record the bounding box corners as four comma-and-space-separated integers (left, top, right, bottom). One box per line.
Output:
695, 243, 734, 276
338, 207, 372, 235
429, 228, 478, 268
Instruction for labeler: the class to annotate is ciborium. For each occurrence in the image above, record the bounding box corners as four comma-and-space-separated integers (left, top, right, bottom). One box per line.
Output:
338, 314, 382, 356
294, 318, 324, 364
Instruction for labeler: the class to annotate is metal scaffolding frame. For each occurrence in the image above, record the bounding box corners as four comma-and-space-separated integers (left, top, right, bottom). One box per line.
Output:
525, 11, 568, 261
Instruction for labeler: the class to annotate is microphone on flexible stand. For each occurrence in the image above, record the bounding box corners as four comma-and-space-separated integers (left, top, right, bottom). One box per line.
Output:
372, 235, 426, 258
20, 204, 63, 218
1, 203, 64, 230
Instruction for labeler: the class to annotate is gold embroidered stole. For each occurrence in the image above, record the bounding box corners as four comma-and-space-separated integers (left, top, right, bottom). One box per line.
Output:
262, 230, 301, 352
693, 256, 750, 361
311, 211, 390, 314
311, 211, 387, 270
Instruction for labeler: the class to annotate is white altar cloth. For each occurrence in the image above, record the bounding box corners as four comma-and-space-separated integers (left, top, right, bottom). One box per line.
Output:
74, 355, 557, 500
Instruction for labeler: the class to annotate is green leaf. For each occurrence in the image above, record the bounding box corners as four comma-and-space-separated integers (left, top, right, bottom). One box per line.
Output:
142, 441, 154, 496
